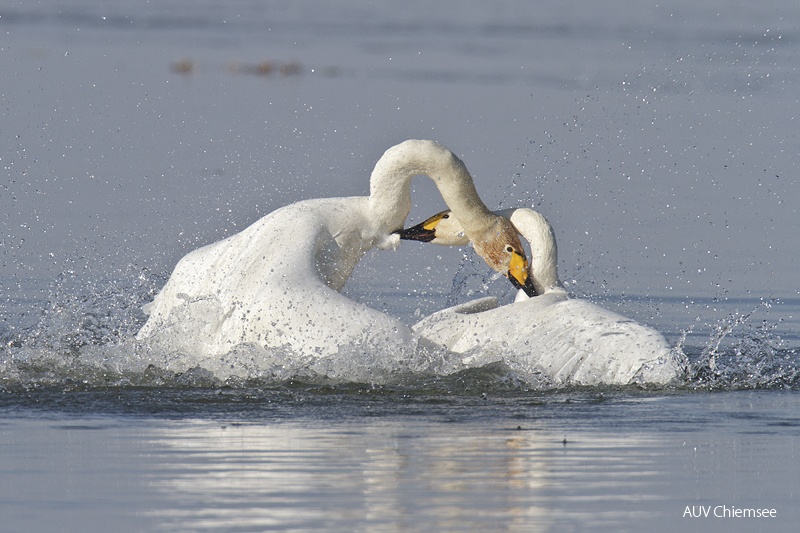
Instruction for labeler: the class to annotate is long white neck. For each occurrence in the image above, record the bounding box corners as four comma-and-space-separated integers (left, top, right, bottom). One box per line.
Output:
368, 140, 495, 236
508, 208, 564, 295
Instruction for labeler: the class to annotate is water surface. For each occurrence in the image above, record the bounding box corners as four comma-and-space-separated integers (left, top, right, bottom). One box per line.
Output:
2, 0, 800, 530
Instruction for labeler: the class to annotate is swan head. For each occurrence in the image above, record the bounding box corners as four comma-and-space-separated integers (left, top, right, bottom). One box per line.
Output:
397, 210, 538, 297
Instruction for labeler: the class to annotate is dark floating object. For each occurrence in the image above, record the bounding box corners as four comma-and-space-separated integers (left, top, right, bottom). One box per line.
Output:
251, 61, 275, 75
170, 59, 194, 74
227, 61, 272, 75
171, 59, 304, 77
226, 60, 302, 77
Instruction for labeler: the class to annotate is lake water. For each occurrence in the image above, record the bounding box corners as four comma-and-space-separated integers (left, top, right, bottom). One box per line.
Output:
2, 0, 799, 531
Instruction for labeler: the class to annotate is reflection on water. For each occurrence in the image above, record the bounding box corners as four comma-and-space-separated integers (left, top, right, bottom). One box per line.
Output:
1, 391, 799, 532
145, 421, 556, 531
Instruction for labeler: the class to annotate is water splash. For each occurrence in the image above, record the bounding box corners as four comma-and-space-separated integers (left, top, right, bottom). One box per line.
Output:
444, 250, 517, 307
1, 267, 162, 391
684, 298, 800, 390
2, 271, 799, 393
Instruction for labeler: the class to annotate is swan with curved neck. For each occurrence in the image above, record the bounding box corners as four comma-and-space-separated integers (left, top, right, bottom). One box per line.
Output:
136, 140, 533, 373
400, 207, 685, 385
369, 140, 534, 295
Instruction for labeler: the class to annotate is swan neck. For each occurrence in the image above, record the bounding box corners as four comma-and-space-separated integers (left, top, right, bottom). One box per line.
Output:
368, 140, 493, 233
509, 208, 563, 294
533, 253, 562, 295
370, 140, 495, 235
429, 166, 495, 233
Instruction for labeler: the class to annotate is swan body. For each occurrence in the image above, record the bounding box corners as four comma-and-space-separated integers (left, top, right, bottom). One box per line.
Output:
402, 208, 684, 385
137, 140, 533, 365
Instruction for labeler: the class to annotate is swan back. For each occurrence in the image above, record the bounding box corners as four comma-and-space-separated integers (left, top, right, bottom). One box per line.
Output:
404, 208, 681, 386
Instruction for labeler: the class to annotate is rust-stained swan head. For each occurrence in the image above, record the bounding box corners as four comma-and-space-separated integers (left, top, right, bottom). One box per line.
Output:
397, 209, 537, 297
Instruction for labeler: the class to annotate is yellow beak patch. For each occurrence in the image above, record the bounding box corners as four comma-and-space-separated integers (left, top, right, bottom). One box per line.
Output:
422, 211, 449, 231
508, 251, 530, 286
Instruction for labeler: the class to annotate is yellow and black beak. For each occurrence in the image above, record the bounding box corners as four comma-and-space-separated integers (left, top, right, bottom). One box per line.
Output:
394, 221, 436, 242
507, 251, 538, 297
394, 211, 448, 243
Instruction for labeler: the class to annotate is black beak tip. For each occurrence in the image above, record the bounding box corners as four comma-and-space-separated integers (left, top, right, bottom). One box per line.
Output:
509, 275, 538, 297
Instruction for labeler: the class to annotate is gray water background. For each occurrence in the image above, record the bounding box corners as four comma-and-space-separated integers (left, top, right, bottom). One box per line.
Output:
2, 1, 800, 531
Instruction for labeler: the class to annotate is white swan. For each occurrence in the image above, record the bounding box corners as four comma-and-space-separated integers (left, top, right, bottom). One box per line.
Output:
136, 140, 534, 365
399, 208, 685, 385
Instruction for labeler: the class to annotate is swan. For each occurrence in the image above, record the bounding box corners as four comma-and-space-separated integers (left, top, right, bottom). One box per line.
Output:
136, 140, 535, 366
399, 208, 685, 385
